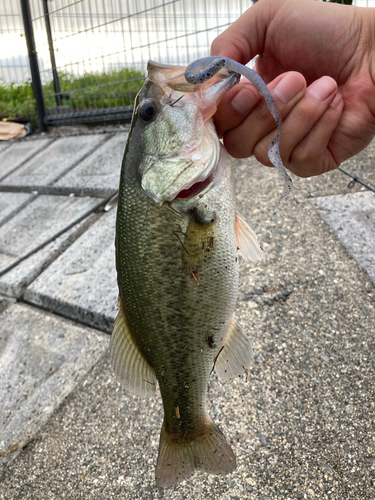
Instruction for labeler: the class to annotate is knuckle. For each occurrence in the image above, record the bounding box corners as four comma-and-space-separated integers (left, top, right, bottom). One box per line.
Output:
224, 131, 253, 159
254, 141, 272, 166
290, 148, 323, 177
292, 142, 317, 166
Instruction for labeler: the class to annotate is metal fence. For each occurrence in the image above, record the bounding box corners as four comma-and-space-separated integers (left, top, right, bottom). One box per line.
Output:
0, 0, 249, 128
0, 0, 373, 129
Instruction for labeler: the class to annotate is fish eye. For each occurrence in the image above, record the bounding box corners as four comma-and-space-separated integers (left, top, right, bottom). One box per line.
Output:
139, 99, 159, 122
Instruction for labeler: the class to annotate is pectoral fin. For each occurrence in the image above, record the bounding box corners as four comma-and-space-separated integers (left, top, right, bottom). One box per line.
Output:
215, 317, 253, 381
110, 307, 157, 396
235, 212, 263, 261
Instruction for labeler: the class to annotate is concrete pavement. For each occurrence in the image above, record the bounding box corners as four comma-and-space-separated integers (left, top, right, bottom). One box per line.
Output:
0, 127, 374, 499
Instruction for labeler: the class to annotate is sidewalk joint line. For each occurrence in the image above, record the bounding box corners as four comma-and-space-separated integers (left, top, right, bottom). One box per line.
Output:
0, 190, 118, 279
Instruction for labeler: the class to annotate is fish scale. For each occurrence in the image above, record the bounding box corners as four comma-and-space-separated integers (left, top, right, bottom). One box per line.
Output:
110, 60, 261, 486
117, 148, 238, 430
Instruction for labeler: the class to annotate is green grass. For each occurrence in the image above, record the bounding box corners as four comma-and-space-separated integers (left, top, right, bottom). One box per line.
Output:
0, 68, 145, 130
43, 68, 145, 111
0, 80, 39, 129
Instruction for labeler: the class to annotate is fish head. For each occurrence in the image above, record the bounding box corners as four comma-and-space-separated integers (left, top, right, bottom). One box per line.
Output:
133, 61, 239, 207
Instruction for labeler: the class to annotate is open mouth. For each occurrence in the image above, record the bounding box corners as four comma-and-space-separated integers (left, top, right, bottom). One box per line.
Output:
173, 173, 214, 200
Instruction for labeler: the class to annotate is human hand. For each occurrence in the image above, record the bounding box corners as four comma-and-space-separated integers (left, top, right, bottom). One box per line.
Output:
211, 0, 375, 177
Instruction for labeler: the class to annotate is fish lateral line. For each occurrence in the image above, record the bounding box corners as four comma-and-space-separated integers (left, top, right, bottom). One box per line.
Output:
185, 56, 293, 221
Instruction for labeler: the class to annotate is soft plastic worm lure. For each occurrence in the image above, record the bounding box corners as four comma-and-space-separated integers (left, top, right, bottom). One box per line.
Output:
185, 57, 292, 220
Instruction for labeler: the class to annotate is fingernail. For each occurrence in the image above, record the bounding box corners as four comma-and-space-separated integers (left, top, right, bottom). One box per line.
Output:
330, 93, 343, 107
308, 76, 337, 101
274, 73, 305, 104
231, 88, 257, 114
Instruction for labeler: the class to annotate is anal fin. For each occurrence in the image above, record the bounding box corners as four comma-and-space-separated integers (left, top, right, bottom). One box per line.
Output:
235, 212, 263, 261
215, 317, 253, 381
110, 307, 157, 396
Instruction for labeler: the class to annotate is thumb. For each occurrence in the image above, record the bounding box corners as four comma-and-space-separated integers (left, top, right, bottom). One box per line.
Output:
210, 0, 276, 64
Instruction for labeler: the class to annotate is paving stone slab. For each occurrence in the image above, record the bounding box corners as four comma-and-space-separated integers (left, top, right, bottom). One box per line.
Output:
313, 191, 375, 283
0, 213, 99, 299
53, 132, 127, 197
1, 158, 375, 499
25, 209, 118, 333
0, 294, 15, 315
0, 303, 109, 473
0, 142, 11, 154
0, 139, 53, 181
0, 195, 102, 297
0, 192, 34, 227
0, 134, 108, 188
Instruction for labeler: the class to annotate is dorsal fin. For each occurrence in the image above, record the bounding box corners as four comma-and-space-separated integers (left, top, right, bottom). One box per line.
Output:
215, 317, 253, 381
110, 307, 157, 396
235, 212, 263, 261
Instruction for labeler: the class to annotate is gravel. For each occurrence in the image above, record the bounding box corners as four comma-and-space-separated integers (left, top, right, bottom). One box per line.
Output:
0, 142, 374, 499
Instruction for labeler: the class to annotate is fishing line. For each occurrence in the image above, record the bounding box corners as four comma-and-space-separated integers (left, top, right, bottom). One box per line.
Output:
185, 56, 292, 221
0, 190, 118, 279
338, 166, 375, 193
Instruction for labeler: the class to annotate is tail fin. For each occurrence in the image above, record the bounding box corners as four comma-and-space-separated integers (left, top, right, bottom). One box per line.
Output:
155, 417, 236, 487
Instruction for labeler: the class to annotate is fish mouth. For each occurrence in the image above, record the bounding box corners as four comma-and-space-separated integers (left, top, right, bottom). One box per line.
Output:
142, 124, 220, 206
139, 67, 239, 208
172, 173, 214, 201
168, 135, 230, 207
169, 146, 227, 208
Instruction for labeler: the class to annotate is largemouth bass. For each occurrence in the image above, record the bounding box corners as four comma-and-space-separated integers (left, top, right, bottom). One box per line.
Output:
110, 61, 263, 487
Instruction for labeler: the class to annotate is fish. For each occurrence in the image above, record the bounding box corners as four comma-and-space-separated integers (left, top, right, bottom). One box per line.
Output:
110, 60, 263, 487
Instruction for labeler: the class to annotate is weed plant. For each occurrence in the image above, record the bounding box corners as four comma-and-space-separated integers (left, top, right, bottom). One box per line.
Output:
0, 67, 145, 130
